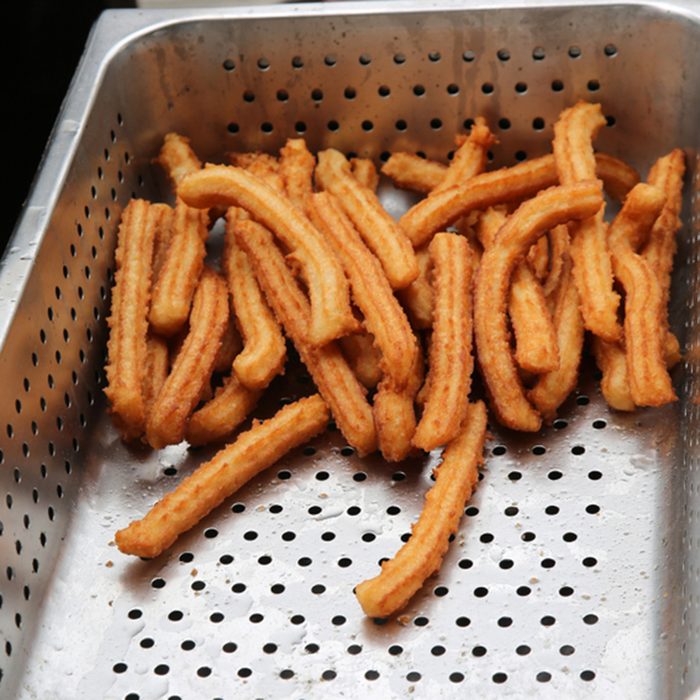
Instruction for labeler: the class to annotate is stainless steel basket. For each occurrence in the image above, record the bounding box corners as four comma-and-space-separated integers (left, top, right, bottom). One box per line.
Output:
2, 1, 699, 698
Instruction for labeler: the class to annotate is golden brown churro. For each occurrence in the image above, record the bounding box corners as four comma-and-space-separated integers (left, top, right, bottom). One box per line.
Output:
149, 200, 207, 337
591, 337, 635, 412
116, 395, 329, 558
178, 164, 355, 346
315, 148, 418, 289
142, 334, 169, 415
594, 152, 640, 201
308, 192, 418, 390
397, 245, 433, 330
474, 182, 602, 431
339, 332, 383, 389
381, 153, 446, 193
542, 225, 570, 297
528, 236, 549, 282
279, 138, 316, 212
350, 158, 379, 192
609, 183, 676, 406
223, 209, 287, 390
105, 199, 159, 440
213, 318, 243, 374
155, 132, 203, 188
235, 219, 377, 455
227, 152, 286, 195
356, 401, 487, 618
412, 233, 474, 451
150, 203, 175, 281
146, 268, 229, 449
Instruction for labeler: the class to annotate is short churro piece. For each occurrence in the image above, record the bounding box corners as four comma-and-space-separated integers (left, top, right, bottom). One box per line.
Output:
142, 334, 169, 415
315, 148, 418, 289
185, 375, 262, 446
609, 183, 675, 406
356, 401, 487, 618
279, 138, 315, 212
381, 153, 446, 193
155, 133, 202, 189
475, 182, 602, 431
591, 337, 635, 412
594, 152, 640, 201
105, 199, 158, 440
397, 245, 433, 330
413, 234, 474, 451
399, 155, 559, 248
308, 192, 418, 390
236, 219, 377, 455
179, 164, 355, 346
149, 200, 207, 337
340, 332, 383, 390
116, 395, 329, 558
350, 158, 379, 192
213, 317, 243, 374
223, 209, 287, 389
146, 268, 229, 449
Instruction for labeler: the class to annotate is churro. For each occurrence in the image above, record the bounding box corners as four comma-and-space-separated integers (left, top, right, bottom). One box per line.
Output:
150, 203, 174, 280
213, 318, 243, 374
350, 158, 379, 192
594, 152, 640, 201
178, 164, 355, 346
279, 138, 315, 212
339, 332, 383, 389
397, 245, 433, 330
381, 153, 446, 193
356, 401, 487, 618
155, 132, 202, 188
315, 148, 418, 289
591, 337, 635, 412
142, 334, 169, 415
227, 152, 286, 195
116, 395, 329, 558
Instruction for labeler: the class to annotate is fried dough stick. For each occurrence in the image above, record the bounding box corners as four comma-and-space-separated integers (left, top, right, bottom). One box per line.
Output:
155, 132, 202, 189
151, 204, 175, 280
397, 245, 433, 329
542, 225, 570, 297
116, 395, 329, 558
356, 401, 487, 618
149, 200, 207, 336
279, 138, 315, 211
315, 148, 418, 289
594, 152, 640, 201
308, 192, 418, 390
213, 319, 243, 374
399, 155, 559, 248
235, 220, 378, 455
528, 237, 549, 282
350, 158, 379, 192
105, 199, 159, 440
474, 182, 602, 431
224, 209, 287, 389
227, 152, 286, 195
609, 183, 676, 406
339, 332, 383, 389
413, 234, 474, 451
142, 334, 169, 416
146, 269, 229, 448
554, 101, 621, 342
591, 338, 635, 411
178, 165, 355, 346
478, 207, 559, 374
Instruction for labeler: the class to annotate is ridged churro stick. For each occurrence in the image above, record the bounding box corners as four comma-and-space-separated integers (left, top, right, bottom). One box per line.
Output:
149, 200, 207, 336
235, 220, 378, 456
179, 164, 355, 346
150, 203, 175, 280
116, 395, 329, 558
213, 318, 243, 374
594, 152, 640, 201
315, 148, 418, 289
609, 183, 675, 406
397, 245, 433, 330
308, 192, 418, 391
105, 199, 158, 440
542, 225, 570, 297
474, 182, 603, 432
155, 133, 202, 189
146, 268, 229, 448
350, 158, 379, 192
591, 337, 635, 411
280, 138, 316, 211
356, 401, 487, 618
413, 233, 474, 451
142, 334, 169, 415
223, 209, 287, 390
528, 236, 549, 282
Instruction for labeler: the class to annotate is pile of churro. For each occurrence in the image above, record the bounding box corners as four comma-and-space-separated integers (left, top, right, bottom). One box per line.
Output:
106, 101, 684, 618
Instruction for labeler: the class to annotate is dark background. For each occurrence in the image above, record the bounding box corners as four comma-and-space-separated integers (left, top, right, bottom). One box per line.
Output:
5, 2, 134, 254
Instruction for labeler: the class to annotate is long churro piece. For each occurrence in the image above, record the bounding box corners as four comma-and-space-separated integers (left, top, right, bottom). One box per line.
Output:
116, 395, 329, 558
308, 192, 418, 390
609, 183, 675, 406
223, 209, 287, 390
350, 158, 379, 192
179, 164, 355, 346
475, 182, 602, 431
146, 268, 229, 448
105, 199, 158, 440
279, 138, 315, 212
398, 245, 433, 330
155, 133, 203, 189
315, 149, 418, 289
235, 220, 377, 455
399, 155, 559, 248
413, 234, 474, 451
149, 200, 207, 337
382, 154, 446, 193
339, 332, 383, 389
185, 375, 262, 446
356, 401, 487, 618
478, 207, 559, 374
591, 337, 635, 412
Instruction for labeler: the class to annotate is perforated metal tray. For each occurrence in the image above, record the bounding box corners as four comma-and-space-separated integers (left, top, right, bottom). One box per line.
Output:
2, 2, 700, 698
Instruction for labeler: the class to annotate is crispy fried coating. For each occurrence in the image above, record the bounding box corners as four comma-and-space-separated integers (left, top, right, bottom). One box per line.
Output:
142, 334, 169, 416
105, 199, 158, 440
185, 375, 262, 446
478, 207, 559, 374
339, 332, 383, 389
213, 317, 243, 374
315, 149, 418, 289
542, 224, 570, 297
150, 203, 175, 280
591, 337, 635, 412
146, 268, 229, 448
356, 401, 487, 618
149, 200, 207, 337
528, 236, 549, 282
609, 183, 676, 406
594, 152, 640, 201
155, 133, 202, 188
412, 234, 474, 451
397, 245, 433, 330
116, 395, 329, 558
235, 219, 377, 455
381, 153, 446, 193
178, 164, 355, 346
279, 138, 316, 212
308, 192, 418, 390
227, 152, 286, 195
475, 182, 602, 431
399, 155, 559, 248
223, 209, 287, 389
350, 158, 379, 192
